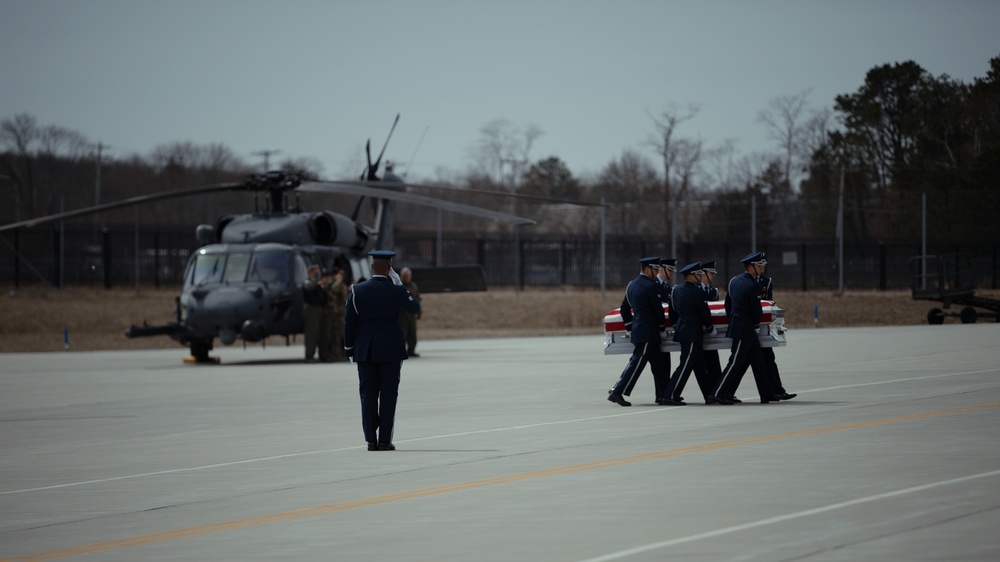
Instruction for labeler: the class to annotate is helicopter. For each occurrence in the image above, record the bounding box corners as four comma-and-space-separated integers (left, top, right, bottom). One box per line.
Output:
0, 116, 535, 362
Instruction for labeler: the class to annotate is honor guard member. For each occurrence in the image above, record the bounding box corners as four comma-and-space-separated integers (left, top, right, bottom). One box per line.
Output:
757, 261, 797, 401
344, 250, 421, 451
656, 257, 678, 395
607, 256, 669, 407
660, 262, 718, 405
710, 252, 778, 404
699, 260, 725, 396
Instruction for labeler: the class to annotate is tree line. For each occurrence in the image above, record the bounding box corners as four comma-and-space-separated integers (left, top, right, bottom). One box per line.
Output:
3, 56, 998, 246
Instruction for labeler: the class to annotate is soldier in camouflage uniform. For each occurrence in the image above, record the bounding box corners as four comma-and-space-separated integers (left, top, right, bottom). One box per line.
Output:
303, 264, 327, 362
326, 267, 349, 362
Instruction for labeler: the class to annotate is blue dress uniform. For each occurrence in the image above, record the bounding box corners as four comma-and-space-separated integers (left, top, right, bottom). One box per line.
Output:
344, 251, 421, 449
662, 263, 716, 404
608, 257, 668, 406
758, 271, 796, 400
711, 252, 777, 404
699, 260, 723, 395
658, 258, 677, 391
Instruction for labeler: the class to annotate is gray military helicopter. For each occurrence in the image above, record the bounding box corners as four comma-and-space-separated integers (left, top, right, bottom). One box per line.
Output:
0, 116, 535, 362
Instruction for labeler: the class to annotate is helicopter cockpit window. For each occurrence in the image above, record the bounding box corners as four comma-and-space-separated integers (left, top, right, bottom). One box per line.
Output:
247, 251, 289, 285
221, 252, 251, 284
190, 253, 226, 286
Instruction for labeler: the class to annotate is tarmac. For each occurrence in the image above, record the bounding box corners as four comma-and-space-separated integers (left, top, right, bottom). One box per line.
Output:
1, 323, 999, 561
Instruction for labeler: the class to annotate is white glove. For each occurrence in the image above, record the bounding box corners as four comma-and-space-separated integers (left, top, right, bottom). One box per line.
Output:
389, 267, 402, 285
757, 325, 765, 335
707, 326, 718, 336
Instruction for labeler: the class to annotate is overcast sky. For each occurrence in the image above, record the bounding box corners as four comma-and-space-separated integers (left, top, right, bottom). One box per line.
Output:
2, 0, 998, 182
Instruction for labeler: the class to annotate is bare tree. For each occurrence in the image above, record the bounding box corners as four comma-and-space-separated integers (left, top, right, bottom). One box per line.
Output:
469, 118, 543, 188
797, 107, 835, 163
1, 113, 40, 222
0, 113, 92, 222
648, 104, 703, 250
757, 89, 811, 193
593, 149, 660, 235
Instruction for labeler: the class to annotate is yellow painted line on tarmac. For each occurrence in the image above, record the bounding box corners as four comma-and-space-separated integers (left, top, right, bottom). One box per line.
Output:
4, 401, 999, 562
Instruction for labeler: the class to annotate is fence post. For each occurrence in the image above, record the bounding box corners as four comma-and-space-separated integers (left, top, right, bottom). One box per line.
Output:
993, 244, 997, 290
560, 239, 567, 285
518, 237, 525, 291
13, 230, 20, 289
102, 227, 112, 289
879, 243, 887, 291
154, 232, 161, 289
801, 243, 807, 291
52, 228, 61, 289
723, 243, 730, 286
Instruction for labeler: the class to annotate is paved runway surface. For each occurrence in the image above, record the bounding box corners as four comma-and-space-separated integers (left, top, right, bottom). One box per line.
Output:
2, 324, 999, 561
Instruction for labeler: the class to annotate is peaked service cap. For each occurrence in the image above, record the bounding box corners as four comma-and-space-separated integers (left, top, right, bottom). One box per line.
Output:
368, 250, 396, 260
740, 251, 767, 265
679, 262, 704, 276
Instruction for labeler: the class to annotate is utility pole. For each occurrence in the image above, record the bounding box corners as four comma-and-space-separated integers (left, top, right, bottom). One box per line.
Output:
252, 149, 281, 172
837, 165, 845, 295
94, 142, 106, 206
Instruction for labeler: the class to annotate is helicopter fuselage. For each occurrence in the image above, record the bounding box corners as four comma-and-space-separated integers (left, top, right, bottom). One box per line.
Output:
126, 241, 371, 361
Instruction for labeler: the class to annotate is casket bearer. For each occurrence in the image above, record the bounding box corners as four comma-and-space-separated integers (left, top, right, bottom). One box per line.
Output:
660, 262, 717, 405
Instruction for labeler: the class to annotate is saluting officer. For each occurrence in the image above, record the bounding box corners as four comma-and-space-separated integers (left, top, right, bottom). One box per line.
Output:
660, 262, 717, 405
756, 260, 797, 401
710, 252, 778, 404
699, 260, 725, 397
344, 250, 421, 451
608, 257, 669, 407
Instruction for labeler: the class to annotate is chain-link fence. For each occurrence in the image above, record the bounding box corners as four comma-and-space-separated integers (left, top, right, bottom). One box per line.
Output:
2, 226, 997, 292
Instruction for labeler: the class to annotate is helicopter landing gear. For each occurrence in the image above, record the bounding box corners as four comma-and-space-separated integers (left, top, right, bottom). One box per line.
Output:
184, 339, 219, 364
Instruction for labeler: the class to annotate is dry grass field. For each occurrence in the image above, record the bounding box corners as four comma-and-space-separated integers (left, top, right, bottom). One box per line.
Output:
3, 285, 997, 354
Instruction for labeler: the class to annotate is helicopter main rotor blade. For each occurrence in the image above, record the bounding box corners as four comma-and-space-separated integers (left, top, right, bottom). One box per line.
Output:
402, 182, 605, 207
372, 113, 400, 171
297, 181, 536, 226
0, 181, 246, 232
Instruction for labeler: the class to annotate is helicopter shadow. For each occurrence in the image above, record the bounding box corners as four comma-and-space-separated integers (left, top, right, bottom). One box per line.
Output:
173, 357, 317, 368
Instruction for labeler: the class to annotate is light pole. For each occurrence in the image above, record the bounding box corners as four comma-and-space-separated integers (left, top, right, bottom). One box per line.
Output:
837, 165, 845, 295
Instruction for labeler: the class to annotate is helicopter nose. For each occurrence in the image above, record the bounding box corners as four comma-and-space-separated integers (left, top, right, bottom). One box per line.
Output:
183, 286, 269, 345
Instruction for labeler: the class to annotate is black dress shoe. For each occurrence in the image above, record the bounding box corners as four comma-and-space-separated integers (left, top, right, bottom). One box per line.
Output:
377, 442, 396, 451
367, 442, 378, 451
656, 398, 686, 406
779, 393, 797, 400
706, 395, 734, 405
761, 395, 779, 404
727, 395, 742, 403
607, 393, 632, 407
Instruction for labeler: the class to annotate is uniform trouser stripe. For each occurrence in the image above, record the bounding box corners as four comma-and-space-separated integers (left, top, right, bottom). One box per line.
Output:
669, 345, 693, 400
625, 341, 650, 391
714, 339, 742, 396
612, 341, 649, 396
